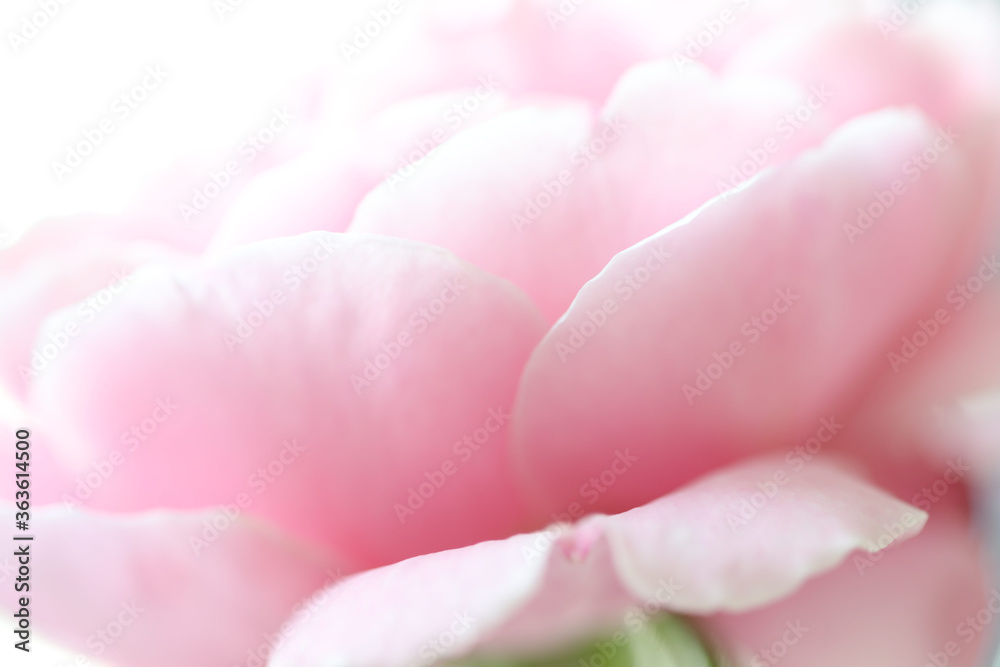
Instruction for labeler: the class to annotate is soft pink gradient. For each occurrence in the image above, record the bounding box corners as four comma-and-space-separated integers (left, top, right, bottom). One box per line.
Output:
3, 0, 1000, 666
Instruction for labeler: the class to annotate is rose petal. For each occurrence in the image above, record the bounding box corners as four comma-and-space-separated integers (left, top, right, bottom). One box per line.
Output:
727, 4, 1000, 128
511, 107, 992, 519
209, 90, 512, 251
351, 62, 832, 322
270, 457, 925, 666
834, 280, 1000, 477
1, 504, 345, 667
351, 101, 593, 322
27, 232, 546, 567
705, 502, 989, 667
326, 0, 657, 122
0, 239, 183, 400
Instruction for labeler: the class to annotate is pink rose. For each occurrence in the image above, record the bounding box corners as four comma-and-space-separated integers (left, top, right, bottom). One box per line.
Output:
3, 0, 1000, 665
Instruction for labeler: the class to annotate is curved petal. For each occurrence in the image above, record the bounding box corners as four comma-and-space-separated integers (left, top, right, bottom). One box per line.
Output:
0, 214, 191, 277
946, 389, 1000, 474
350, 101, 594, 322
0, 504, 345, 667
511, 107, 993, 519
116, 107, 314, 251
26, 232, 547, 568
351, 63, 833, 322
325, 0, 657, 122
0, 239, 183, 400
909, 0, 1000, 111
726, 2, 1000, 128
210, 90, 512, 251
270, 457, 925, 666
323, 0, 911, 123
807, 121, 1000, 476
833, 280, 1000, 477
705, 502, 989, 667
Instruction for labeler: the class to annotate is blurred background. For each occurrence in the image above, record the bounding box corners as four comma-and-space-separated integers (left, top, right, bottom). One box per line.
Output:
0, 0, 394, 245
0, 1, 390, 663
3, 0, 999, 665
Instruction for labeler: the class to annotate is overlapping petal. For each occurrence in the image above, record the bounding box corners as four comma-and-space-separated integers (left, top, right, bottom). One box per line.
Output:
727, 0, 1000, 127
210, 89, 512, 251
511, 108, 992, 518
26, 232, 547, 568
270, 457, 924, 666
0, 236, 183, 400
1, 504, 344, 667
706, 501, 989, 667
351, 62, 833, 322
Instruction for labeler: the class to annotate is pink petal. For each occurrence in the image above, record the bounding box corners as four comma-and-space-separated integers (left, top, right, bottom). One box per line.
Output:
325, 0, 658, 122
118, 110, 314, 250
351, 63, 833, 322
27, 233, 546, 567
726, 3, 1000, 128
271, 457, 925, 666
0, 239, 183, 400
836, 280, 1000, 477
0, 214, 192, 277
1, 504, 345, 667
209, 90, 512, 251
350, 101, 595, 322
511, 108, 993, 519
705, 502, 989, 667
800, 126, 1000, 475
323, 0, 911, 123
